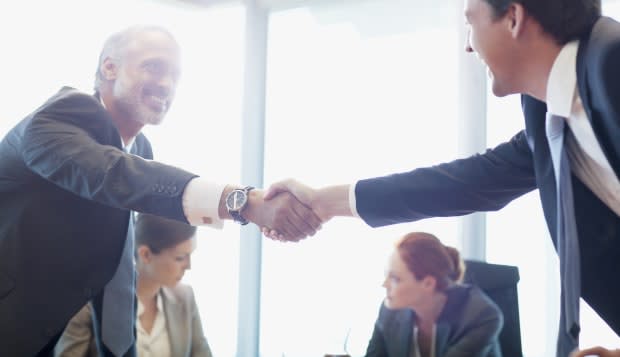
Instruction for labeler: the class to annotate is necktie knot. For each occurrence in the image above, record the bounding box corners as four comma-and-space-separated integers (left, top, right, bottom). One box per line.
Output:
546, 112, 566, 140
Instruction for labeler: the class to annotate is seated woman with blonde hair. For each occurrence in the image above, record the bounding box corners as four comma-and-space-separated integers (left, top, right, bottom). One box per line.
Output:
364, 232, 503, 357
55, 213, 212, 357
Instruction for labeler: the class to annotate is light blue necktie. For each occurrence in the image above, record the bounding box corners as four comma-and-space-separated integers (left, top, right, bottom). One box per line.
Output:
101, 213, 136, 356
546, 113, 581, 357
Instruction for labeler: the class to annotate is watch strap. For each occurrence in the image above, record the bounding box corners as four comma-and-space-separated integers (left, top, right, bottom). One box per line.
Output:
230, 210, 248, 225
230, 186, 254, 225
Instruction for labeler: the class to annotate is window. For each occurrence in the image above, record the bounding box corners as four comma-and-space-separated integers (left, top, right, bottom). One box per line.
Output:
262, 1, 461, 355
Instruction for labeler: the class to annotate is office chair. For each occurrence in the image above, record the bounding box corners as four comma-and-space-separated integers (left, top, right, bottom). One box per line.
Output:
464, 260, 523, 357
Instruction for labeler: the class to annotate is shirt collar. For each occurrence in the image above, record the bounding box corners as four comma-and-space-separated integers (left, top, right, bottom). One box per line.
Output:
546, 40, 579, 117
99, 95, 135, 150
137, 290, 164, 317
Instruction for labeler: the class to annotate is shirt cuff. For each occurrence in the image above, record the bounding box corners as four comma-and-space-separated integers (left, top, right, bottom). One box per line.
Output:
182, 177, 226, 228
349, 182, 360, 218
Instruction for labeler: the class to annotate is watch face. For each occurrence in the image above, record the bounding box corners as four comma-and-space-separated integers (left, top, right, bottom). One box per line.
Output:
226, 189, 247, 211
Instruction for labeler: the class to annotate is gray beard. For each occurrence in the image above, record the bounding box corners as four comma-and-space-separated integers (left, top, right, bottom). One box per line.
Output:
116, 95, 165, 126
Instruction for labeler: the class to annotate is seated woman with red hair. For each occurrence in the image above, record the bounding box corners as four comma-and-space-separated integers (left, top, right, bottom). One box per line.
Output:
365, 232, 503, 357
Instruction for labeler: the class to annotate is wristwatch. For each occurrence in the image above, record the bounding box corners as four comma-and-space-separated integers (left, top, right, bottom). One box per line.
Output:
225, 186, 255, 225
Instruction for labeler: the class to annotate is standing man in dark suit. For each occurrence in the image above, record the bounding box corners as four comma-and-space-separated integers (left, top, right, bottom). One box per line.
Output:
0, 25, 321, 357
263, 0, 620, 355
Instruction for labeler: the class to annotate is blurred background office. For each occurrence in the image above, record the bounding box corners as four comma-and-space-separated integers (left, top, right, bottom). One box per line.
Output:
1, 0, 619, 356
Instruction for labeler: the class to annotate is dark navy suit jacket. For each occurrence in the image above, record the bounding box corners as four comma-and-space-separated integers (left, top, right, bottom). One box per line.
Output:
0, 87, 197, 356
365, 285, 503, 357
356, 17, 620, 336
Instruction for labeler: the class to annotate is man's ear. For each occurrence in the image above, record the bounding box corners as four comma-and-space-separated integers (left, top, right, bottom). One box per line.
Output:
508, 3, 527, 38
137, 245, 152, 264
101, 57, 118, 81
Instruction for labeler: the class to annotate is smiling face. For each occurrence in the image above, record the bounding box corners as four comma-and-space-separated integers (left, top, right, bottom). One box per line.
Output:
105, 29, 181, 126
464, 0, 521, 97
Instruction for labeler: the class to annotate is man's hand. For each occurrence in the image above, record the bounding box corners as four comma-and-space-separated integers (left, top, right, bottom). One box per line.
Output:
571, 347, 620, 357
262, 179, 353, 240
262, 179, 321, 240
243, 188, 322, 242
264, 179, 325, 219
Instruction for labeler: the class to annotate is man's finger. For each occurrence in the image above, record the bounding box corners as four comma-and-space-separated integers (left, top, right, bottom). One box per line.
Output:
263, 184, 286, 200
289, 200, 320, 237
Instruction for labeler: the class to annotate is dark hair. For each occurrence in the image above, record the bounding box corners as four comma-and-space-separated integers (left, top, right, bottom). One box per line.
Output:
396, 232, 465, 292
486, 0, 601, 44
135, 213, 196, 254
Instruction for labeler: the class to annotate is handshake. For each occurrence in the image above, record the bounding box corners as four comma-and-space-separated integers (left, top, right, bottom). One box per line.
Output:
235, 179, 352, 242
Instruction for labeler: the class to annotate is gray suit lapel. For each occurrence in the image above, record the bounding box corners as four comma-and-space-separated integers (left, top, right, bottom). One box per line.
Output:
163, 287, 188, 357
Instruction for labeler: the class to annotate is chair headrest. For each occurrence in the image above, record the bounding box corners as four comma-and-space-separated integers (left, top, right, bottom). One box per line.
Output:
463, 260, 520, 291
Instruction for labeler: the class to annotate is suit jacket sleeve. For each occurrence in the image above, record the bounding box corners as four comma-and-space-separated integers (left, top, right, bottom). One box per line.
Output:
21, 89, 197, 222
364, 321, 389, 357
356, 131, 536, 227
188, 289, 213, 357
443, 290, 503, 357
364, 303, 408, 357
54, 303, 97, 357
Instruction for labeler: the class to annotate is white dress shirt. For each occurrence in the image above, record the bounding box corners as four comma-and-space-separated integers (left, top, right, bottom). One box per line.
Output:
348, 183, 360, 218
410, 325, 436, 357
136, 292, 171, 357
546, 41, 620, 217
182, 178, 226, 227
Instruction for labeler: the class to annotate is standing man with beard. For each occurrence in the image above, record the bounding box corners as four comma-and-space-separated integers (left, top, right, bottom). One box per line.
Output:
0, 25, 321, 357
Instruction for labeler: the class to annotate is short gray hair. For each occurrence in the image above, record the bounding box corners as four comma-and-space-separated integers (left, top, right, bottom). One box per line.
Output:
93, 25, 176, 91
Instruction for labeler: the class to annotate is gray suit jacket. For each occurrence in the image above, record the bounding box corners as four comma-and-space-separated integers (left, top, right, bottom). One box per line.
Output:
54, 284, 213, 357
364, 285, 503, 357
